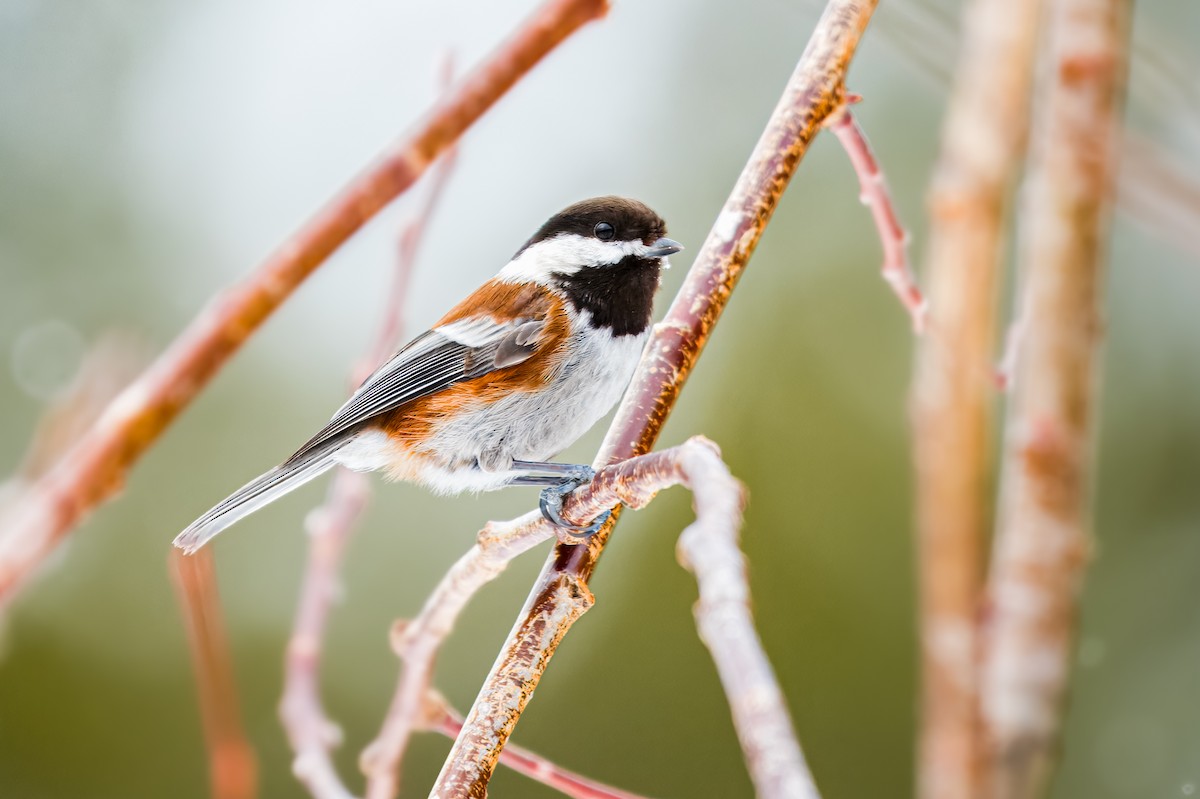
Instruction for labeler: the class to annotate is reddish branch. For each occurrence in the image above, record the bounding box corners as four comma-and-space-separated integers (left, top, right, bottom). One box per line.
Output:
170, 549, 259, 799
980, 0, 1130, 797
825, 105, 926, 331
432, 1, 881, 795
0, 0, 610, 607
907, 0, 1043, 796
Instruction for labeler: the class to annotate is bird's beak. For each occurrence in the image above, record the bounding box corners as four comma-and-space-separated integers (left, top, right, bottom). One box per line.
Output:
645, 237, 683, 258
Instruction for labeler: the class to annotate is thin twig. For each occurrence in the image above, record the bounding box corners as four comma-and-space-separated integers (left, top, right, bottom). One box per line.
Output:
432, 2, 881, 795
280, 141, 460, 799
825, 104, 926, 331
361, 511, 552, 799
170, 549, 259, 799
279, 468, 370, 799
0, 0, 610, 609
981, 0, 1131, 797
907, 0, 1044, 796
428, 693, 655, 799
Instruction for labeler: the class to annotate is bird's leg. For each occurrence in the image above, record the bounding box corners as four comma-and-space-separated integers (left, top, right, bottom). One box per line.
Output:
508, 460, 611, 537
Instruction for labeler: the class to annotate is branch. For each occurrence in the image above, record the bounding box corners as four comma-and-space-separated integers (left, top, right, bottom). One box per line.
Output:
981, 1, 1130, 797
170, 549, 259, 799
0, 0, 610, 608
673, 443, 820, 799
825, 104, 926, 331
280, 142, 459, 799
429, 694, 655, 799
907, 0, 1044, 796
279, 469, 370, 799
432, 2, 881, 794
361, 511, 553, 799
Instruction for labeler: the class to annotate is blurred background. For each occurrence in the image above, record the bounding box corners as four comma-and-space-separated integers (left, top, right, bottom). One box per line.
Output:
1, 1, 1198, 797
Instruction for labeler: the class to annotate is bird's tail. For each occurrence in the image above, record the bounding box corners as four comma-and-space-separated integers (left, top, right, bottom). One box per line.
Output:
173, 439, 345, 554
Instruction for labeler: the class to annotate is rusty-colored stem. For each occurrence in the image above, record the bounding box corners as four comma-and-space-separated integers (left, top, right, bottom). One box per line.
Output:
980, 0, 1130, 796
170, 549, 259, 799
0, 0, 609, 608
431, 2, 879, 796
908, 0, 1044, 796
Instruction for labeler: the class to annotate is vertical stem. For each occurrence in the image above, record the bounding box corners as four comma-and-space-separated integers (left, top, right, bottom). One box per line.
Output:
170, 549, 259, 799
909, 0, 1044, 797
981, 0, 1130, 796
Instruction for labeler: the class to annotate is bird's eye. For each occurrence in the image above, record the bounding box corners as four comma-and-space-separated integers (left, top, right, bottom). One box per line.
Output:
594, 222, 615, 241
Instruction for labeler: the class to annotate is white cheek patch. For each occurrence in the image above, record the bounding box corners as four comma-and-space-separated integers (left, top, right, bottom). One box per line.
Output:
497, 233, 651, 285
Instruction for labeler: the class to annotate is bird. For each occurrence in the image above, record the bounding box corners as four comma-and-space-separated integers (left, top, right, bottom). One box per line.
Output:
173, 196, 681, 554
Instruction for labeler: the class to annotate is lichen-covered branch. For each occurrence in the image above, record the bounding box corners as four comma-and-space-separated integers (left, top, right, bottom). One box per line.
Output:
907, 0, 1044, 796
980, 1, 1130, 797
0, 0, 609, 608
431, 4, 881, 794
170, 549, 259, 799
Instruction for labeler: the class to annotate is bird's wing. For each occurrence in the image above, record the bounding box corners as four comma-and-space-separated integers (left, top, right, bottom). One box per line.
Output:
285, 315, 548, 463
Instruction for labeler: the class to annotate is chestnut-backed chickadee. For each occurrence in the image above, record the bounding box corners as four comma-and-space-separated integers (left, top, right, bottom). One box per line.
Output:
174, 196, 680, 553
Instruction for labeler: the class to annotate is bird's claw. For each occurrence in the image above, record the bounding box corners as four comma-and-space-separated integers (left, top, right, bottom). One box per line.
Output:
538, 474, 610, 538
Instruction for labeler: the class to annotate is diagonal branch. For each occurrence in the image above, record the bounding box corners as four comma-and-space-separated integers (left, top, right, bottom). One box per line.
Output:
980, 0, 1131, 797
907, 0, 1044, 797
0, 0, 610, 609
428, 693, 655, 799
432, 1, 882, 796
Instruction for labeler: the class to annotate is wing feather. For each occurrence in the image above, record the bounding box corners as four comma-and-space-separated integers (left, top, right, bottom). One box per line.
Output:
286, 316, 547, 462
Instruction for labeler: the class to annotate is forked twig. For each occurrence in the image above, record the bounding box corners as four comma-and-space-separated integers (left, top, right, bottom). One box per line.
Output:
433, 1, 883, 795
428, 693, 654, 799
0, 0, 610, 608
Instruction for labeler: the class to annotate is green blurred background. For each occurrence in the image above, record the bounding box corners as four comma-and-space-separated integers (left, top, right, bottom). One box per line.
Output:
2, 1, 1198, 797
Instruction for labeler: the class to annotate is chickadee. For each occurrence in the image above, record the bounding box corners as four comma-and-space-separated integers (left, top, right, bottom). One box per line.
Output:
174, 196, 681, 554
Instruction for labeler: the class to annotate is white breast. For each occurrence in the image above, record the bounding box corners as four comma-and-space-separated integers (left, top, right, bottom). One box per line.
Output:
341, 312, 647, 495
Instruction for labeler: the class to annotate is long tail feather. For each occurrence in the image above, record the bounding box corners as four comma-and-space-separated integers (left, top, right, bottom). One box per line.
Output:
173, 441, 344, 554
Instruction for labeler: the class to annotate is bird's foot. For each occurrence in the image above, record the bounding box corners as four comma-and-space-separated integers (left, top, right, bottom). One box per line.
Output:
538, 472, 610, 538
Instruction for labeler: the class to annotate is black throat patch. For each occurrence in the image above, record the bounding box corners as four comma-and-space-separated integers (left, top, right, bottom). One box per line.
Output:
553, 256, 662, 337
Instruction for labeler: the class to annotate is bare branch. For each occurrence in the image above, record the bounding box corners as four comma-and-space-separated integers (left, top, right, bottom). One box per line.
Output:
279, 469, 370, 799
170, 549, 259, 799
981, 0, 1131, 797
825, 105, 926, 331
907, 0, 1044, 796
673, 443, 820, 799
280, 139, 460, 799
0, 0, 610, 608
361, 511, 554, 799
431, 2, 881, 795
